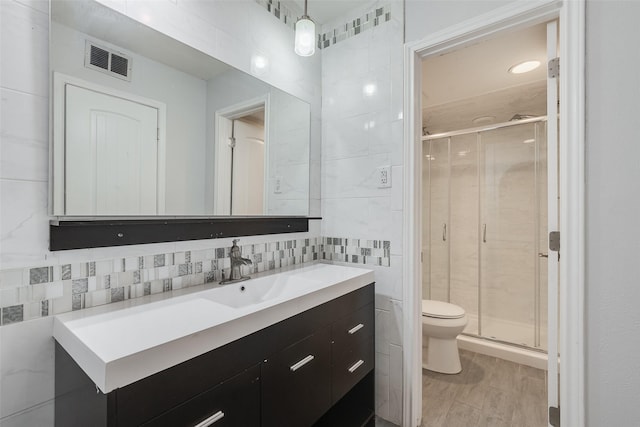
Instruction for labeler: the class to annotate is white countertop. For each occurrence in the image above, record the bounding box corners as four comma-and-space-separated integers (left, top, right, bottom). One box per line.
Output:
53, 262, 374, 393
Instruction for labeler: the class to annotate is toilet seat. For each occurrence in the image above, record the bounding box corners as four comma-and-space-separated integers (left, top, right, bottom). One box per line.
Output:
422, 300, 465, 319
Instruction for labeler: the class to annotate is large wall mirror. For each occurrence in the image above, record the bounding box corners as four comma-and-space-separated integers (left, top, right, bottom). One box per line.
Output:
50, 0, 310, 217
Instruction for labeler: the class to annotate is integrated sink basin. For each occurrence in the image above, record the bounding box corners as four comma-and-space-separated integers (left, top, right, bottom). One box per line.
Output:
53, 262, 374, 393
202, 274, 323, 309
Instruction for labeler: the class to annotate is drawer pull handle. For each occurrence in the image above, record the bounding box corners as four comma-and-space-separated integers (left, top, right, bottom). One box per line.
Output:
290, 355, 315, 372
348, 359, 365, 373
348, 323, 364, 334
194, 410, 225, 427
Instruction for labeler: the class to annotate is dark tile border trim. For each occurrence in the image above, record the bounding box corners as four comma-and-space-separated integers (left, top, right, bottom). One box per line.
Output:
50, 217, 320, 251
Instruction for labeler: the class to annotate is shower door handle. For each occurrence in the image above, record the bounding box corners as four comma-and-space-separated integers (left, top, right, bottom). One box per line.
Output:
482, 224, 487, 243
442, 224, 447, 241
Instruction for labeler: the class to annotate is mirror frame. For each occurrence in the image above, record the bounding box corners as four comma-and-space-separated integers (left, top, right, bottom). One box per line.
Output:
49, 217, 319, 251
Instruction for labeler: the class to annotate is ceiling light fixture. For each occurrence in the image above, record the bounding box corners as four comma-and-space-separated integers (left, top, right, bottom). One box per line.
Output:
508, 60, 541, 74
295, 0, 316, 56
472, 116, 495, 125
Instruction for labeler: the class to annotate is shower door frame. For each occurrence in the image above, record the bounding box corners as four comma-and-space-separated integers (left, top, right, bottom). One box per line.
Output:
423, 116, 549, 349
402, 1, 586, 427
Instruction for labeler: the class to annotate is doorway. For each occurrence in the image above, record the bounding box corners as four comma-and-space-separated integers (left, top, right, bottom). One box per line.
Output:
419, 20, 556, 426
214, 97, 269, 215
403, 2, 586, 426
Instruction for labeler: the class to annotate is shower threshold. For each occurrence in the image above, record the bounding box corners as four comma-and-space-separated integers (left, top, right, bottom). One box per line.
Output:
457, 333, 548, 370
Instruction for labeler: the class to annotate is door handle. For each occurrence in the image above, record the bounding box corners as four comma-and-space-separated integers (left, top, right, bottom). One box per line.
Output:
483, 224, 487, 243
194, 411, 225, 427
443, 223, 447, 241
348, 360, 365, 373
290, 355, 314, 372
348, 323, 364, 334
539, 253, 549, 258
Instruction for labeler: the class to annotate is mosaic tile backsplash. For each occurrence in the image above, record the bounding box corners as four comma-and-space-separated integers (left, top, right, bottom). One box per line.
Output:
0, 236, 390, 325
255, 0, 297, 29
318, 6, 392, 50
254, 0, 393, 50
322, 237, 390, 267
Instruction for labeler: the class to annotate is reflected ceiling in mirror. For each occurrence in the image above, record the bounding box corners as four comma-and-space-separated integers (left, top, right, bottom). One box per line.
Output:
51, 0, 311, 217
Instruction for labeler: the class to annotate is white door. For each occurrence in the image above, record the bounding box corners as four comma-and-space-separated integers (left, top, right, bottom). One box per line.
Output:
231, 119, 265, 215
65, 84, 159, 215
546, 19, 560, 427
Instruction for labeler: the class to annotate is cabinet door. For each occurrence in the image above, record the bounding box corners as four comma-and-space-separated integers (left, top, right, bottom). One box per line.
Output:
262, 327, 332, 427
142, 365, 260, 427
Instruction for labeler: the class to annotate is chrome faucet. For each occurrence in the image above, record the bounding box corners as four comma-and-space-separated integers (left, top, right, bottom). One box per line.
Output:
220, 239, 252, 284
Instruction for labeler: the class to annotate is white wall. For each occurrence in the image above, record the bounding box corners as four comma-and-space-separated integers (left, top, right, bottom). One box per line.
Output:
585, 1, 640, 425
51, 21, 208, 215
404, 0, 512, 42
320, 0, 404, 423
0, 0, 321, 424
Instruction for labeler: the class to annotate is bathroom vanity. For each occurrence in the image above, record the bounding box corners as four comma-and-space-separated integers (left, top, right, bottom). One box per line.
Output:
54, 264, 375, 426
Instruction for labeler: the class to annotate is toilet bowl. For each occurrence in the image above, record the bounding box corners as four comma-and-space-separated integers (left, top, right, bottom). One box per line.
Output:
422, 300, 468, 374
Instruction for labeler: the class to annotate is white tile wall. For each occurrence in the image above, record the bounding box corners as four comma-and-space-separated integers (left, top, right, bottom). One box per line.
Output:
0, 317, 54, 421
0, 0, 322, 422
320, 1, 404, 424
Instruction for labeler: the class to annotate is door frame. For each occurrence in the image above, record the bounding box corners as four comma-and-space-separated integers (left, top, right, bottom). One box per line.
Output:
402, 1, 585, 426
213, 94, 270, 215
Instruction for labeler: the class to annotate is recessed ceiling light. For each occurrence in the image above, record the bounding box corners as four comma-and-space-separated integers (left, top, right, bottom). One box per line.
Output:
472, 116, 495, 125
508, 60, 541, 74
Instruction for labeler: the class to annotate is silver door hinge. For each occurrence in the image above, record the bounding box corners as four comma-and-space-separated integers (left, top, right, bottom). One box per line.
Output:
549, 231, 560, 252
548, 57, 560, 78
157, 128, 160, 141
549, 406, 560, 427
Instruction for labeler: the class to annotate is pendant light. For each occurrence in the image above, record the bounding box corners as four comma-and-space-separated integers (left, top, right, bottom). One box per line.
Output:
295, 0, 315, 56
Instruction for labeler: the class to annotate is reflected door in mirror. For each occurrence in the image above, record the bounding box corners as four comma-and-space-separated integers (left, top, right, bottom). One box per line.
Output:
65, 84, 161, 215
232, 118, 265, 215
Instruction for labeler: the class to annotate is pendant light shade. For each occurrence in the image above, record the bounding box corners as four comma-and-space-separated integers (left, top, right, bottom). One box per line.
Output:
295, 0, 315, 56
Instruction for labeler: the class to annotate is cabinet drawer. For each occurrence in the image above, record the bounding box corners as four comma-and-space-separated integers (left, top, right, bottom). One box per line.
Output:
262, 328, 332, 427
332, 335, 374, 403
332, 303, 374, 357
142, 365, 260, 427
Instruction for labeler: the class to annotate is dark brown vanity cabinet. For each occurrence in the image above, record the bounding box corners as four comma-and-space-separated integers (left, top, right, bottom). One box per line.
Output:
55, 283, 375, 427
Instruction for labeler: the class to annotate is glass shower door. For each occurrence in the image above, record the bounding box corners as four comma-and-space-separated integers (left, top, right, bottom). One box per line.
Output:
449, 133, 479, 335
479, 122, 539, 347
424, 138, 450, 302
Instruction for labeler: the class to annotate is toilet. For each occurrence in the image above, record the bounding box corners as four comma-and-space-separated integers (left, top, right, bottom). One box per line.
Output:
422, 300, 468, 374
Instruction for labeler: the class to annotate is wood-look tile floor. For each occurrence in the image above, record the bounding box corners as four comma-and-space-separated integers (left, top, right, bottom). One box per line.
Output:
421, 350, 548, 427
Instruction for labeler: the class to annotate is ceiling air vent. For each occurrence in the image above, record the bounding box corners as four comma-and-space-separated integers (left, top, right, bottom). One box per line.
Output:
84, 41, 132, 81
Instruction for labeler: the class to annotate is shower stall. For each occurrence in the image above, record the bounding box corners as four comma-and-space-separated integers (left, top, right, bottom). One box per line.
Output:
422, 116, 549, 352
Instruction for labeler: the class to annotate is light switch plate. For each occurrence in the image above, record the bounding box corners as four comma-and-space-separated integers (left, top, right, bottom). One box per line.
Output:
377, 166, 391, 188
